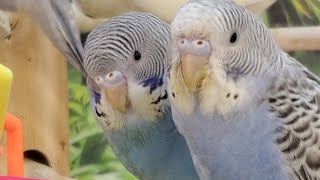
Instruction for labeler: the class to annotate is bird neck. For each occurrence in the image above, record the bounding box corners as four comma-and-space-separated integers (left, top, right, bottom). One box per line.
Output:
106, 109, 182, 157
105, 109, 198, 179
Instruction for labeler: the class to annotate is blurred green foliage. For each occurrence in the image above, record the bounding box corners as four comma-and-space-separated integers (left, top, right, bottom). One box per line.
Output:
68, 1, 320, 180
265, 0, 320, 27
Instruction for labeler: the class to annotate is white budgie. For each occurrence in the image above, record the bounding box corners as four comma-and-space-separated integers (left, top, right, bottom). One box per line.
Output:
168, 0, 320, 179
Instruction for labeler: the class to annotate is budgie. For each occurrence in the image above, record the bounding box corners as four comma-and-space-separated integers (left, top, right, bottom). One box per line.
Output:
0, 0, 199, 179
168, 0, 320, 179
83, 12, 199, 180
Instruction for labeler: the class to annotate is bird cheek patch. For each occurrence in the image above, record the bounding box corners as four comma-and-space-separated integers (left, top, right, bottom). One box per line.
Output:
126, 81, 162, 122
199, 69, 254, 117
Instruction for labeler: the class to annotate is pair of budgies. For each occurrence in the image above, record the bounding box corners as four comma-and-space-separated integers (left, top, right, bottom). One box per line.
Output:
2, 0, 320, 180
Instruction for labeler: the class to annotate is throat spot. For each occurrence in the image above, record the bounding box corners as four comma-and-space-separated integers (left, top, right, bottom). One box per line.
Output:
95, 105, 111, 126
225, 92, 239, 100
199, 78, 253, 116
151, 90, 168, 105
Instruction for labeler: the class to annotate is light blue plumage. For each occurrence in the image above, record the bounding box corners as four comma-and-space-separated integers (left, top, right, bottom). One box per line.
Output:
169, 0, 320, 179
84, 13, 199, 180
0, 1, 199, 179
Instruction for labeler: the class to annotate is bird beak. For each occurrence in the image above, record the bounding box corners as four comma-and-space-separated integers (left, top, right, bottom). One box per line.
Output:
103, 81, 128, 113
95, 71, 129, 113
181, 54, 208, 92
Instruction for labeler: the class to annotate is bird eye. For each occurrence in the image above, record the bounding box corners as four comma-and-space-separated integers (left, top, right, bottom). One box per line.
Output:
229, 32, 237, 43
134, 51, 141, 61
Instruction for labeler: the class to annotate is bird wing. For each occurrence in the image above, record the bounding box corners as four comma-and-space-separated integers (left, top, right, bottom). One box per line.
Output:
270, 53, 320, 179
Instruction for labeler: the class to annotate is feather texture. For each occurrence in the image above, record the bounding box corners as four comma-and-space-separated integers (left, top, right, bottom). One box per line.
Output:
269, 53, 320, 179
169, 0, 320, 179
0, 1, 199, 179
86, 12, 199, 179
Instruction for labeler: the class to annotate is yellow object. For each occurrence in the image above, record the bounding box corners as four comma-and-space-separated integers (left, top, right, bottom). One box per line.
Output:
0, 64, 13, 139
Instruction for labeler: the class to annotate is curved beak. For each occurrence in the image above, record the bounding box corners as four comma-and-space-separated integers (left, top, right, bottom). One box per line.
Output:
95, 71, 129, 113
181, 54, 209, 92
103, 81, 128, 113
177, 38, 211, 92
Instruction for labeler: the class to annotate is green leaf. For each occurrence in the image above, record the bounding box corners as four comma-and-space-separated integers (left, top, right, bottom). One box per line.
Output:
80, 133, 109, 165
291, 0, 312, 18
70, 128, 102, 144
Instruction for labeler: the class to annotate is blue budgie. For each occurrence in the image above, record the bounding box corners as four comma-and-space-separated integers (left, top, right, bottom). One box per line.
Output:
168, 0, 320, 179
0, 0, 199, 179
83, 12, 198, 180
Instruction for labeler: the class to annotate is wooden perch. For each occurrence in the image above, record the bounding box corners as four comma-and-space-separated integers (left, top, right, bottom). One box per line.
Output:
271, 26, 320, 52
0, 11, 11, 39
75, 0, 276, 23
132, 0, 276, 22
72, 1, 106, 33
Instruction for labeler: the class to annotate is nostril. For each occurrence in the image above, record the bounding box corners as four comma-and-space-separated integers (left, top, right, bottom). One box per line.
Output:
106, 71, 126, 86
191, 39, 211, 57
107, 72, 118, 80
95, 71, 126, 88
178, 39, 187, 47
95, 76, 104, 85
177, 38, 191, 55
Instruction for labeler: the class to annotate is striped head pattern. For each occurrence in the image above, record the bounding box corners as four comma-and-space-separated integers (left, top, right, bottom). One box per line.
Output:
84, 12, 170, 130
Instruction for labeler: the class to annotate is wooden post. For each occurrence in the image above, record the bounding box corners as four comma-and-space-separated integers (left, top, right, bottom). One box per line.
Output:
0, 14, 70, 177
271, 26, 320, 52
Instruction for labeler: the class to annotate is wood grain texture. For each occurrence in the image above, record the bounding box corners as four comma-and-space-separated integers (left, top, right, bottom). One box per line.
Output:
0, 14, 70, 176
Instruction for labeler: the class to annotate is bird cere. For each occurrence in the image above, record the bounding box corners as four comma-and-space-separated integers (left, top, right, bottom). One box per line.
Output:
0, 0, 320, 179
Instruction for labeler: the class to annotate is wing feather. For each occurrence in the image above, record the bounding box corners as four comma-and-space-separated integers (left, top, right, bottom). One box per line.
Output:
270, 54, 320, 179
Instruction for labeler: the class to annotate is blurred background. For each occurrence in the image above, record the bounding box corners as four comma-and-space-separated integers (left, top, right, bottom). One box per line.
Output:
68, 0, 320, 179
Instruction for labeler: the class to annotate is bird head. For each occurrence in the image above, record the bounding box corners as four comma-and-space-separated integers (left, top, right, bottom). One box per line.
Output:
169, 0, 281, 115
84, 12, 170, 130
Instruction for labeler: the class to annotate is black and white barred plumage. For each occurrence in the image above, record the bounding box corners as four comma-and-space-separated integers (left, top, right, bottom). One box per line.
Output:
84, 12, 170, 82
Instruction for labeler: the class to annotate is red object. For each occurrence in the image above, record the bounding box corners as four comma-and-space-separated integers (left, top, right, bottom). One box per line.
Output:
4, 113, 24, 177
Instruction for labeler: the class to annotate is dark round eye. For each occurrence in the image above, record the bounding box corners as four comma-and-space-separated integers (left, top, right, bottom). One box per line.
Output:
134, 51, 141, 61
229, 32, 237, 43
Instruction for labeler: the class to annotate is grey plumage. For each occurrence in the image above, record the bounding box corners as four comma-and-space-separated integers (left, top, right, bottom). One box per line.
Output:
169, 0, 320, 179
84, 13, 169, 84
268, 54, 320, 179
